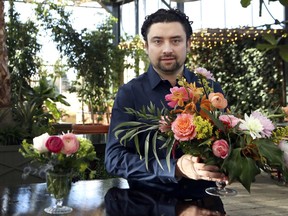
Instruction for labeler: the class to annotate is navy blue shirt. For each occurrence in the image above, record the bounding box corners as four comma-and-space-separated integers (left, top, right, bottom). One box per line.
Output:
105, 65, 224, 198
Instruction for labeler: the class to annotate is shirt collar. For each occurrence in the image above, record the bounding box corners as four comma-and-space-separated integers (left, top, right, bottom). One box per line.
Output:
147, 65, 166, 89
147, 65, 195, 89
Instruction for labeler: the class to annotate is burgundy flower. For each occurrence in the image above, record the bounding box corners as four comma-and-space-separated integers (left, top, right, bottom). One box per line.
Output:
45, 136, 64, 153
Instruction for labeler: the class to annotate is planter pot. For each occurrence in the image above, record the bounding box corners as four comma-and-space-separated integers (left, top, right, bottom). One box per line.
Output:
0, 145, 45, 186
52, 123, 73, 135
72, 124, 109, 134
72, 124, 109, 154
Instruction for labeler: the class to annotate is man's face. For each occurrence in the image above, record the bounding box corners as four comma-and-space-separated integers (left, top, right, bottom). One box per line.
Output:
145, 22, 191, 76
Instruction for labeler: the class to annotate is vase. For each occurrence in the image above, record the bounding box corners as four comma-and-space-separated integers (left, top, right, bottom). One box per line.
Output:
44, 171, 73, 214
205, 180, 238, 197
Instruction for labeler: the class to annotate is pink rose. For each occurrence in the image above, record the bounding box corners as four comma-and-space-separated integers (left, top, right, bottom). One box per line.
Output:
61, 133, 80, 155
219, 114, 240, 128
212, 139, 229, 159
45, 136, 64, 153
33, 133, 49, 153
208, 93, 228, 109
171, 113, 197, 141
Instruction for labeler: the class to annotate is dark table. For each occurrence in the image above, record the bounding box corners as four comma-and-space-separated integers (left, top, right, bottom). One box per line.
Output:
0, 178, 226, 216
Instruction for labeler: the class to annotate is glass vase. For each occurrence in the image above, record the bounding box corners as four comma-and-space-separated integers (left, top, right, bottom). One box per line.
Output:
205, 180, 238, 197
44, 171, 73, 214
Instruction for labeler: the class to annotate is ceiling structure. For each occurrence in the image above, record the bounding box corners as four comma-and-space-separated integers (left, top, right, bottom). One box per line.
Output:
97, 0, 190, 43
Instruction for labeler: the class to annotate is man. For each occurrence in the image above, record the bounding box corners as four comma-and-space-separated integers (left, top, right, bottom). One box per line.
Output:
105, 8, 226, 198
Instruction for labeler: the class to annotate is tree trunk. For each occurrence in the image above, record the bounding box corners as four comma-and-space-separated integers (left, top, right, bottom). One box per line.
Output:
0, 0, 11, 108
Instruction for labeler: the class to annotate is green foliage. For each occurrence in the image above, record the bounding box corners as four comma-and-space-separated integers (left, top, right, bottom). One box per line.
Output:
6, 0, 41, 103
1, 1, 70, 145
35, 1, 130, 124
187, 38, 283, 114
256, 34, 288, 62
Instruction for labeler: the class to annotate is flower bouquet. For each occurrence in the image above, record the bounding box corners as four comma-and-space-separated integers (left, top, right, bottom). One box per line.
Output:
114, 67, 288, 194
19, 132, 97, 214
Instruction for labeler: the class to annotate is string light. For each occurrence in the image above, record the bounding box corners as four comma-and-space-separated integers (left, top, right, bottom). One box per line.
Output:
191, 27, 287, 49
118, 27, 287, 51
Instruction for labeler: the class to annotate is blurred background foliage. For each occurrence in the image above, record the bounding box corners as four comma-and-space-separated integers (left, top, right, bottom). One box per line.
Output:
186, 36, 284, 115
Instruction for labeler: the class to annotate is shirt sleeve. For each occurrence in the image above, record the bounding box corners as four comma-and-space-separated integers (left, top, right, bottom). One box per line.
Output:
104, 83, 179, 184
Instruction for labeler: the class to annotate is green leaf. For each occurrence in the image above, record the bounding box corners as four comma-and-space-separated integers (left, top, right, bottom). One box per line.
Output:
255, 139, 284, 166
144, 132, 151, 170
241, 0, 251, 7
113, 121, 145, 130
279, 45, 288, 62
256, 43, 276, 51
262, 34, 278, 46
203, 109, 226, 132
223, 148, 260, 192
165, 137, 175, 172
279, 0, 288, 6
134, 135, 141, 159
152, 131, 164, 170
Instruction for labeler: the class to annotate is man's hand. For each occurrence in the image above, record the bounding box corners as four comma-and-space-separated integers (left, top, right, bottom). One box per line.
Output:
175, 154, 227, 182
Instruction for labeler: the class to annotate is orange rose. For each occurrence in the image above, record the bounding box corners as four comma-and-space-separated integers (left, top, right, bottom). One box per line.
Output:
208, 93, 228, 109
171, 113, 197, 141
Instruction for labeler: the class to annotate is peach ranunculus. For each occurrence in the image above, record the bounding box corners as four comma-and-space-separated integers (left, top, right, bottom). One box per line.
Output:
212, 139, 230, 159
165, 86, 192, 108
208, 92, 228, 109
159, 116, 171, 133
171, 113, 197, 141
45, 136, 64, 153
219, 114, 241, 128
61, 133, 80, 155
33, 132, 49, 153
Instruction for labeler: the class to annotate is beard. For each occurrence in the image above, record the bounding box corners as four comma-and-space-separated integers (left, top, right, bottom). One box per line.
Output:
155, 56, 183, 75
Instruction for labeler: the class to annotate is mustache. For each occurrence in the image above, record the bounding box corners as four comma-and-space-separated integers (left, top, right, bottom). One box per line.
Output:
160, 54, 176, 59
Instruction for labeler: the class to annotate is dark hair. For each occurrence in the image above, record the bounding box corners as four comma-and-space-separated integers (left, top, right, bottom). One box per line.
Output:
141, 8, 193, 42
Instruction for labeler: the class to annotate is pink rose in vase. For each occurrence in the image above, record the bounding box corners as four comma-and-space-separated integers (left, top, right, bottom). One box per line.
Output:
61, 133, 80, 155
212, 139, 230, 159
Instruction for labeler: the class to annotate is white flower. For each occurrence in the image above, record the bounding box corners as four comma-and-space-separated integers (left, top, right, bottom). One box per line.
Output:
239, 114, 264, 139
33, 133, 49, 153
278, 140, 288, 166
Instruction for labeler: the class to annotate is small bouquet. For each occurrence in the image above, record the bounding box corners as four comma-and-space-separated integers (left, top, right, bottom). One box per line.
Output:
19, 132, 97, 180
114, 67, 288, 192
